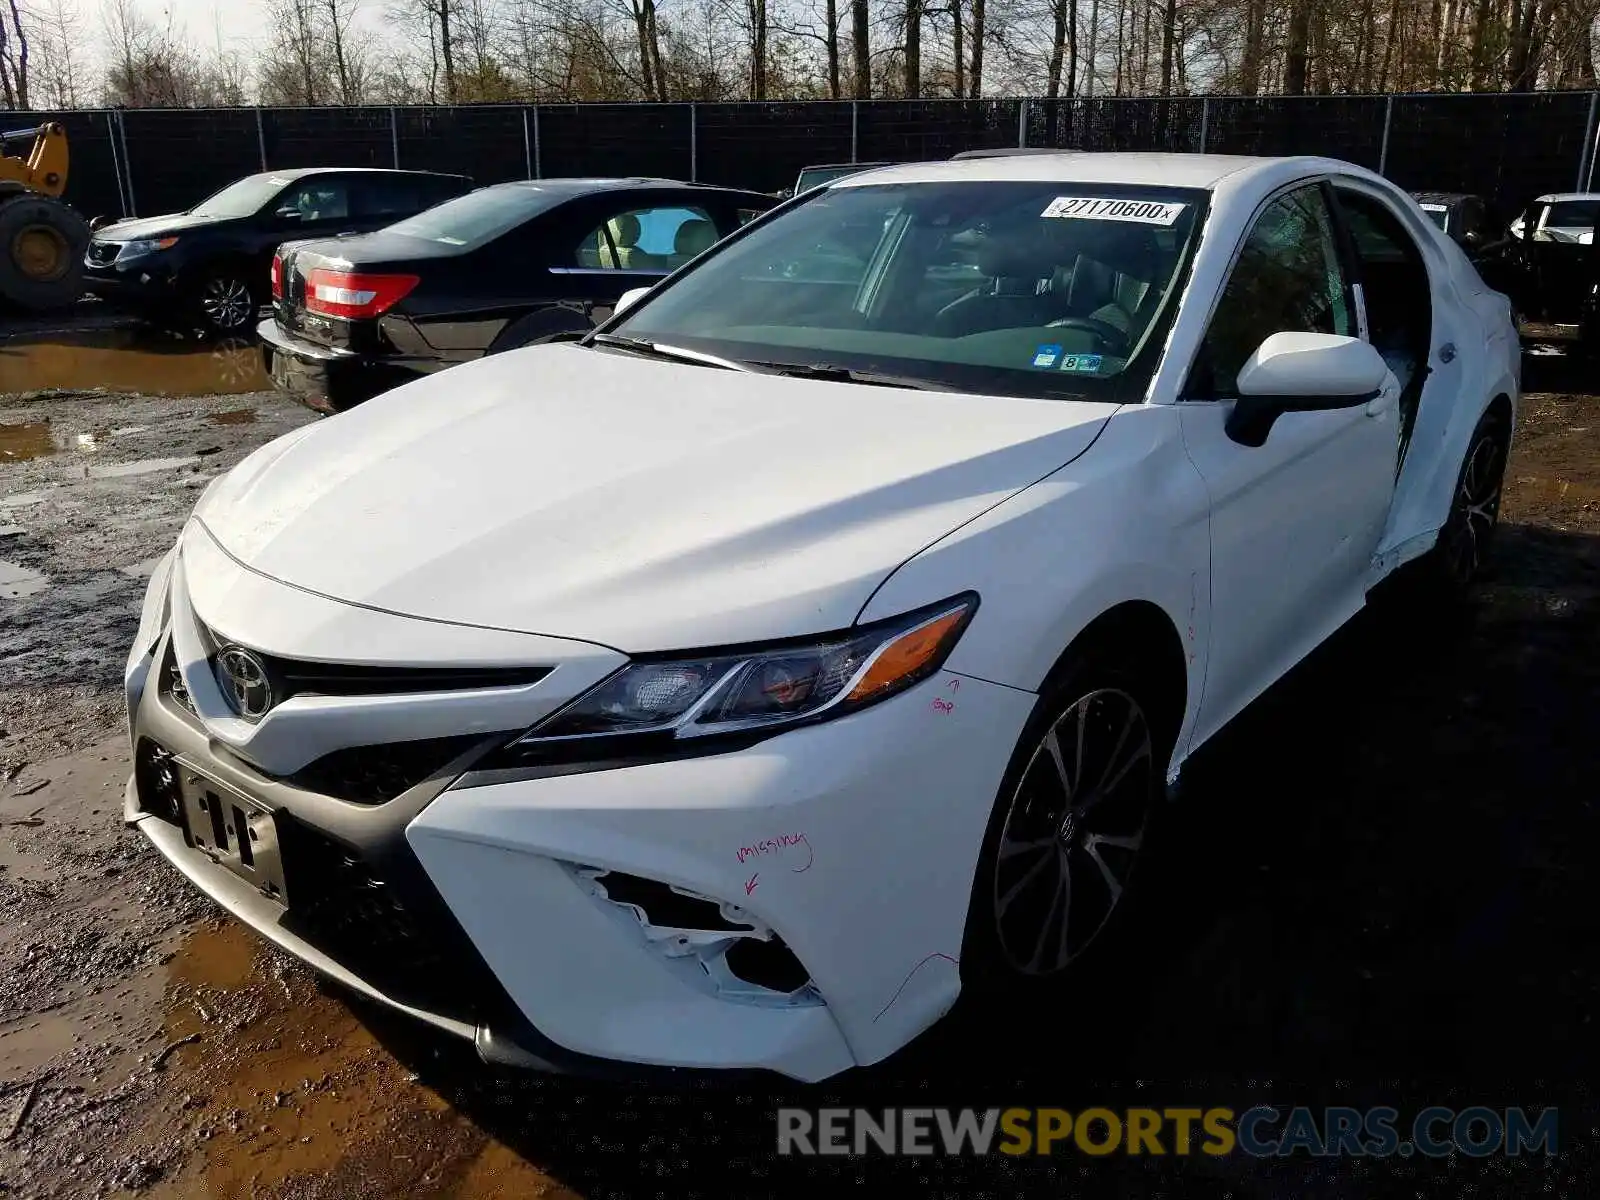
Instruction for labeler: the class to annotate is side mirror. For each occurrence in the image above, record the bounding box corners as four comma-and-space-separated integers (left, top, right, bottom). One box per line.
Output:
1225, 332, 1390, 448
613, 286, 651, 317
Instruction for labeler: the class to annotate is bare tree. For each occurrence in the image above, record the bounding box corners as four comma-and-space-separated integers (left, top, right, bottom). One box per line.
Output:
0, 0, 30, 107
325, 0, 371, 101
851, 0, 869, 94
30, 0, 83, 108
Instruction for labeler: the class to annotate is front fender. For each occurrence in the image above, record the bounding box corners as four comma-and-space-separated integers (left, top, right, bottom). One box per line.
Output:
856, 405, 1212, 772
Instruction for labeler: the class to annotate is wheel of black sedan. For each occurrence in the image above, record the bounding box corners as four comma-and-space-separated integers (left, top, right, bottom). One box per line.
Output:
196, 272, 255, 335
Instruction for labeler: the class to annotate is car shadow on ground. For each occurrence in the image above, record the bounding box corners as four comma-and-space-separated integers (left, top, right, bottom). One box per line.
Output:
314, 520, 1600, 1192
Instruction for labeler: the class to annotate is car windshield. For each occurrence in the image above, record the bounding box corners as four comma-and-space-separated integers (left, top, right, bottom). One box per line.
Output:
1543, 200, 1600, 229
189, 174, 293, 218
383, 185, 564, 251
1419, 204, 1449, 231
608, 179, 1207, 401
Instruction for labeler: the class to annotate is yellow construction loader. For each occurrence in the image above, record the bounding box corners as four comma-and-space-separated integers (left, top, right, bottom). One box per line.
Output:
0, 121, 89, 311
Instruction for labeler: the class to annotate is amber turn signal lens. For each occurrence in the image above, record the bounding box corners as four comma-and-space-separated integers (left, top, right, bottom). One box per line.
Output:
845, 607, 968, 702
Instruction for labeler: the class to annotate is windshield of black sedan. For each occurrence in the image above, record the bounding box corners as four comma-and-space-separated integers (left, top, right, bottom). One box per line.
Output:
609, 179, 1205, 397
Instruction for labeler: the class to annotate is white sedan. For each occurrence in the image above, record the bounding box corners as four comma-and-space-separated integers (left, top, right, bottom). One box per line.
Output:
124, 153, 1519, 1083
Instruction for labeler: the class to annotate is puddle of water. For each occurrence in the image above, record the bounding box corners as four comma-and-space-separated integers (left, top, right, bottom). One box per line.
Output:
0, 329, 269, 396
75, 431, 107, 452
0, 1012, 78, 1079
0, 558, 49, 598
0, 488, 57, 508
0, 421, 55, 462
208, 408, 257, 426
136, 920, 523, 1200
118, 555, 167, 578
88, 455, 201, 479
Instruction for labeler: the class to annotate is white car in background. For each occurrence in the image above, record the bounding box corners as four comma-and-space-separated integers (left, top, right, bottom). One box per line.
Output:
1509, 192, 1600, 243
125, 152, 1519, 1083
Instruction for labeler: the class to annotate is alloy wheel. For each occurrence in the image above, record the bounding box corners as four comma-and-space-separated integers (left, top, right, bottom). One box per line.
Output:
991, 687, 1155, 975
1439, 426, 1506, 585
201, 277, 253, 332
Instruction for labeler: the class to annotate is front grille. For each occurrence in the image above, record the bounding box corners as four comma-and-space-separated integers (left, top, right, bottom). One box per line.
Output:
281, 734, 495, 805
193, 618, 551, 705
276, 817, 504, 1023
87, 242, 119, 266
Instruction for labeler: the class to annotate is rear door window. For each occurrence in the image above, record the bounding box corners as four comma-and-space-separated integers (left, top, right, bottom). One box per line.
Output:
576, 205, 716, 271
353, 176, 424, 221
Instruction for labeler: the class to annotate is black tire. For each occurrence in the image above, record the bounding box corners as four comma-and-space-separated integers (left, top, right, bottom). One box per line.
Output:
0, 193, 89, 312
958, 648, 1179, 1011
192, 269, 258, 336
1419, 404, 1511, 594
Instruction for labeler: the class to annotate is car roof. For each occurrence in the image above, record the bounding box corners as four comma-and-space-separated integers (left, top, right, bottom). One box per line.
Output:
832, 152, 1326, 191
474, 177, 769, 199
1534, 192, 1600, 203
247, 167, 470, 182
799, 162, 891, 170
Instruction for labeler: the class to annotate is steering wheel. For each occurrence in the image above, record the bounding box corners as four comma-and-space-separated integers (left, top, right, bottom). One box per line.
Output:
1045, 316, 1132, 356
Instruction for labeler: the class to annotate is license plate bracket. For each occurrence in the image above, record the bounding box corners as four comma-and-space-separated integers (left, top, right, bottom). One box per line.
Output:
174, 760, 289, 908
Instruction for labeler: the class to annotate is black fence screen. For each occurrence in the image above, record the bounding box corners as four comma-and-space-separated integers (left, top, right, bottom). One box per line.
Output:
8, 93, 1598, 225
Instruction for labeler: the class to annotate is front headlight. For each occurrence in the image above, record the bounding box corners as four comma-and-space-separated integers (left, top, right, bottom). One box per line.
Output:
510, 592, 977, 758
115, 236, 178, 262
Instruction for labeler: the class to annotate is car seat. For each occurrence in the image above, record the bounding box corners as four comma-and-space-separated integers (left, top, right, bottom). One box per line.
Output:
1049, 225, 1165, 341
671, 218, 717, 267
930, 234, 1057, 337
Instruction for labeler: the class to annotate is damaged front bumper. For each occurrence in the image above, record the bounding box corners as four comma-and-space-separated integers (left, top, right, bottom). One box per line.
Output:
124, 538, 1034, 1083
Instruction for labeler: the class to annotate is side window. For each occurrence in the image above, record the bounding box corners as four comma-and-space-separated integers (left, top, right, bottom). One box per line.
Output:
575, 205, 715, 271
353, 177, 423, 221
1186, 186, 1353, 399
279, 178, 350, 222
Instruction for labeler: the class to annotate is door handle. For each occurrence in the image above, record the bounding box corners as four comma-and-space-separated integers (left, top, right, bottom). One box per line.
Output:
1438, 342, 1456, 363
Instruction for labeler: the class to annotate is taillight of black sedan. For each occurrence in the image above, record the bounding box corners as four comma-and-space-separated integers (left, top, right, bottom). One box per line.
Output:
258, 177, 776, 413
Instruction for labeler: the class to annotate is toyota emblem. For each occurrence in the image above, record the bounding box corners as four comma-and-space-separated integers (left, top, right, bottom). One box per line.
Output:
216, 646, 274, 719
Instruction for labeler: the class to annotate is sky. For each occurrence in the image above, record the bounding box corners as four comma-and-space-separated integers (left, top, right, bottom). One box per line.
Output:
80, 0, 391, 76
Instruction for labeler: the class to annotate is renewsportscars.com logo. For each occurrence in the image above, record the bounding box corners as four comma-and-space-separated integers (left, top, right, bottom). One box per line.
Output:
776, 1106, 1559, 1158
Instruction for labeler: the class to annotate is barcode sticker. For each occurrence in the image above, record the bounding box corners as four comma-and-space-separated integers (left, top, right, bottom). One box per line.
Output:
1041, 197, 1187, 225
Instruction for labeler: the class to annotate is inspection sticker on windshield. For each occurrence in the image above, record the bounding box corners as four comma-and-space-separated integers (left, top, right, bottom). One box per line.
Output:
1032, 344, 1063, 368
1059, 353, 1103, 373
1041, 197, 1186, 225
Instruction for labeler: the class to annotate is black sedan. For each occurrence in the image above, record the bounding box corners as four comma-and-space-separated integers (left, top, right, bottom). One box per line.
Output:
259, 177, 776, 412
84, 168, 472, 335
1411, 191, 1499, 251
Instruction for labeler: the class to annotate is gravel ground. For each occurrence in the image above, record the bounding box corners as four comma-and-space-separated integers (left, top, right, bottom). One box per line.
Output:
0, 340, 1597, 1199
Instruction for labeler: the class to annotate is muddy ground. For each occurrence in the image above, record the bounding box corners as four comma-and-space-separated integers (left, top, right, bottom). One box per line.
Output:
1, 321, 1598, 1198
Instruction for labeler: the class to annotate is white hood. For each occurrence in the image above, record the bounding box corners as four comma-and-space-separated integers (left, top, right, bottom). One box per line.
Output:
198, 344, 1119, 650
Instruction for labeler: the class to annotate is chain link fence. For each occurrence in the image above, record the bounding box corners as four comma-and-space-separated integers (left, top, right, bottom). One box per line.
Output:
10, 94, 1599, 225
